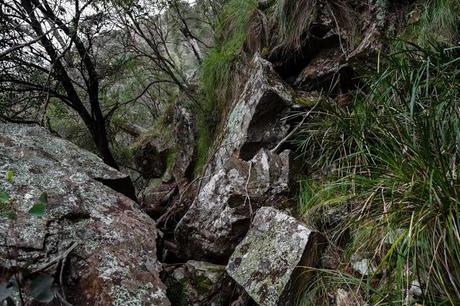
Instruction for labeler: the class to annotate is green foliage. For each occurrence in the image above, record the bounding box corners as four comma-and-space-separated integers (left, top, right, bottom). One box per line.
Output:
6, 170, 14, 183
271, 0, 316, 50
0, 191, 14, 220
196, 0, 259, 175
28, 192, 48, 218
194, 113, 211, 175
296, 43, 460, 304
400, 0, 460, 47
201, 0, 258, 107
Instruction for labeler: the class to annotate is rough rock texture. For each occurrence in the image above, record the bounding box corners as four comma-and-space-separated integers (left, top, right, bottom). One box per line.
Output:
141, 179, 177, 219
174, 53, 294, 262
163, 260, 234, 306
0, 124, 136, 200
226, 207, 324, 306
172, 105, 196, 190
175, 149, 291, 261
0, 124, 169, 305
206, 54, 292, 177
134, 140, 171, 180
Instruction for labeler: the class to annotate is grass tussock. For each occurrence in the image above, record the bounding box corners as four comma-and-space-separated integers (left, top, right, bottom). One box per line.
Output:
271, 0, 317, 50
402, 0, 460, 47
296, 42, 460, 305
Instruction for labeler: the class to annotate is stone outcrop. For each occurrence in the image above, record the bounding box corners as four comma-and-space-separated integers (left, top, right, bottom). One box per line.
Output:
0, 124, 169, 305
172, 105, 196, 190
206, 54, 292, 176
226, 207, 324, 306
175, 149, 291, 261
174, 54, 294, 262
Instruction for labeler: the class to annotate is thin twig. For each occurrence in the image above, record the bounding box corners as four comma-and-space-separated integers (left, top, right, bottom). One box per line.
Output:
32, 242, 79, 274
271, 100, 321, 154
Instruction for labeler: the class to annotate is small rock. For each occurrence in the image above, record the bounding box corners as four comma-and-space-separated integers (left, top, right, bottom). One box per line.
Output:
350, 254, 377, 276
336, 288, 365, 306
226, 207, 325, 306
164, 261, 234, 306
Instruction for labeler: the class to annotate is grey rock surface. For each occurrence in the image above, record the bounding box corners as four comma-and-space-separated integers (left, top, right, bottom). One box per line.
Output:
175, 149, 291, 261
205, 54, 292, 178
226, 207, 324, 306
173, 105, 196, 191
174, 54, 294, 262
0, 124, 169, 305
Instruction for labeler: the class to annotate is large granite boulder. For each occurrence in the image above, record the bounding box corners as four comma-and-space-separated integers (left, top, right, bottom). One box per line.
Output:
174, 54, 294, 262
226, 207, 325, 306
175, 149, 290, 261
0, 124, 169, 305
206, 54, 292, 177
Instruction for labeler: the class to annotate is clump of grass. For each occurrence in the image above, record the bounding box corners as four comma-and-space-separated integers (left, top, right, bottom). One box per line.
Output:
296, 42, 460, 304
201, 0, 258, 110
271, 0, 317, 50
197, 0, 258, 175
401, 0, 460, 47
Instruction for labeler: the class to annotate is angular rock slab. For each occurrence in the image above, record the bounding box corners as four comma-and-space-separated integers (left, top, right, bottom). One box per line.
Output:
226, 207, 324, 306
0, 124, 170, 305
206, 53, 292, 177
175, 149, 290, 261
0, 123, 136, 199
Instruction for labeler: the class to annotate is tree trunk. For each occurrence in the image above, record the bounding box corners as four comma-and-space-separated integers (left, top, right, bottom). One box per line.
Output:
89, 119, 119, 170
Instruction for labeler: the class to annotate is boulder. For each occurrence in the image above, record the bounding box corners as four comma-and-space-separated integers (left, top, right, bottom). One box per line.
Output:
0, 124, 170, 305
163, 260, 234, 306
226, 207, 324, 306
172, 105, 196, 190
206, 54, 292, 177
141, 179, 177, 219
175, 149, 291, 261
134, 141, 170, 179
0, 124, 136, 200
174, 54, 294, 262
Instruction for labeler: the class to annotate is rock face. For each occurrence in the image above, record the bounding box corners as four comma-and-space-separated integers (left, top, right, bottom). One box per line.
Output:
172, 105, 196, 190
0, 124, 136, 200
175, 149, 291, 261
226, 207, 324, 306
206, 54, 292, 176
175, 54, 294, 262
0, 124, 170, 305
134, 141, 170, 180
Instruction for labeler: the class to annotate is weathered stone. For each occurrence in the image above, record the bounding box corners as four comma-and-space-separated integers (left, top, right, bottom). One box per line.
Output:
0, 124, 136, 199
294, 47, 347, 90
134, 141, 170, 179
141, 179, 177, 219
164, 260, 234, 306
226, 207, 324, 306
172, 105, 196, 190
206, 54, 292, 177
0, 124, 170, 306
350, 253, 377, 276
335, 288, 365, 306
175, 149, 291, 261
